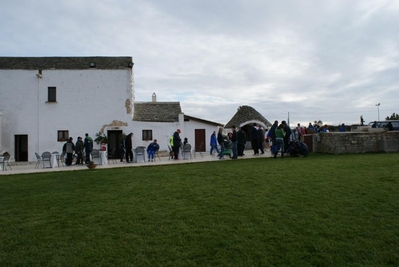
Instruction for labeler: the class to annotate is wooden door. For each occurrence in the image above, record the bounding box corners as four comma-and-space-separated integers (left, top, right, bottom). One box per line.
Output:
194, 129, 206, 151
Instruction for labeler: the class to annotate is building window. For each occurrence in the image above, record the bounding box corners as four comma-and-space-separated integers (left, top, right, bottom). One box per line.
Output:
142, 130, 152, 141
58, 130, 69, 142
48, 87, 57, 102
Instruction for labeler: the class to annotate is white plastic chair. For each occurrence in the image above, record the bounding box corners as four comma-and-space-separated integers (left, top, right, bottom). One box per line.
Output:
0, 154, 12, 171
107, 147, 117, 164
91, 149, 101, 164
34, 152, 42, 169
41, 151, 52, 168
134, 146, 146, 163
194, 142, 204, 158
182, 144, 192, 159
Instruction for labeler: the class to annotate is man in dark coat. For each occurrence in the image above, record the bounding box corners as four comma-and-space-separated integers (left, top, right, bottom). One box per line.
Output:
386, 122, 393, 131
120, 134, 126, 162
268, 121, 278, 155
251, 123, 259, 155
258, 127, 265, 154
84, 133, 93, 164
217, 128, 225, 159
63, 137, 75, 166
231, 126, 238, 159
173, 129, 182, 160
75, 136, 84, 165
282, 121, 291, 153
237, 127, 246, 156
125, 133, 133, 163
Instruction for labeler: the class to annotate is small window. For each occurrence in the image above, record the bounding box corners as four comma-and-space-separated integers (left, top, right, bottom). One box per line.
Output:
48, 87, 57, 102
142, 130, 152, 141
58, 130, 69, 142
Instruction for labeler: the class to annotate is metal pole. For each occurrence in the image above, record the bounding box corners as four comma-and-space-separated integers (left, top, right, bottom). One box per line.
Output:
378, 106, 380, 121
376, 103, 380, 121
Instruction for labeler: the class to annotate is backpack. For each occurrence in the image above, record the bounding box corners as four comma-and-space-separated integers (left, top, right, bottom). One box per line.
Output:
84, 137, 93, 151
66, 143, 73, 153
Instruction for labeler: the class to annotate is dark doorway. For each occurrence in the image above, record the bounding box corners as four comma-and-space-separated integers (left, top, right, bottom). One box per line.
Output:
303, 135, 313, 153
15, 135, 28, 161
194, 129, 206, 151
107, 130, 123, 160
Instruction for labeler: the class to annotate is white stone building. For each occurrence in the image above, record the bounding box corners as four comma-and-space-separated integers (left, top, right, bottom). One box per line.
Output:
133, 94, 223, 155
0, 57, 223, 162
0, 57, 134, 162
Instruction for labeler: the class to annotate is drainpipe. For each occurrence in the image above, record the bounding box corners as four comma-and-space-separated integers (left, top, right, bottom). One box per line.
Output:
37, 71, 41, 155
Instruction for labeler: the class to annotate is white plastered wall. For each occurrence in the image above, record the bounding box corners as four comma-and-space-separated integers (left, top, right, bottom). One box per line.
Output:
0, 68, 134, 162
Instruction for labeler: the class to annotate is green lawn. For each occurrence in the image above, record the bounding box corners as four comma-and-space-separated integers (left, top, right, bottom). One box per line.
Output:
1, 153, 398, 267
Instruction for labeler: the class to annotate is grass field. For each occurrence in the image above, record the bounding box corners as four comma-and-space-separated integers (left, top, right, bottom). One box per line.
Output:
1, 153, 398, 266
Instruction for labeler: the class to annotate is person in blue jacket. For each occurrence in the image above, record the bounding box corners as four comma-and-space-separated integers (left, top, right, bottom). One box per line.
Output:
147, 139, 160, 162
210, 131, 220, 156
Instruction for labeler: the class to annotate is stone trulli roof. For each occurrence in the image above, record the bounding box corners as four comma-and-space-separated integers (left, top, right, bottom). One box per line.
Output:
225, 105, 272, 128
133, 102, 182, 122
0, 56, 133, 70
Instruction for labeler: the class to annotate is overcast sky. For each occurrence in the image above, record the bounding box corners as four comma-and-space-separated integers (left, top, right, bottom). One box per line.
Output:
2, 0, 398, 126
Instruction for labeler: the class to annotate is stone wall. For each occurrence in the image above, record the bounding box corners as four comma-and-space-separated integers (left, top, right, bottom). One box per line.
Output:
307, 131, 399, 154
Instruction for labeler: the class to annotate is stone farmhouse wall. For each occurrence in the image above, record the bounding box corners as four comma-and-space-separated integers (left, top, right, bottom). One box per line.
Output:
309, 131, 399, 154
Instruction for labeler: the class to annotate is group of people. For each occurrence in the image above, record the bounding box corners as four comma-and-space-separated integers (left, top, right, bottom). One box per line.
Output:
64, 119, 396, 166
251, 123, 267, 156
168, 127, 244, 161
67, 121, 335, 167
119, 132, 160, 163
62, 131, 163, 166
120, 132, 134, 163
211, 124, 262, 160
266, 120, 293, 158
62, 133, 94, 166
210, 121, 299, 160
302, 122, 331, 135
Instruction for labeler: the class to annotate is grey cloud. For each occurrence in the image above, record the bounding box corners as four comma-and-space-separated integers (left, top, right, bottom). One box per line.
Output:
1, 0, 399, 125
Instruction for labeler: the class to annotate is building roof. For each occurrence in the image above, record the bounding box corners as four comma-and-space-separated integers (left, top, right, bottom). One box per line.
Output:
184, 115, 224, 126
133, 102, 182, 122
225, 105, 272, 128
0, 56, 133, 70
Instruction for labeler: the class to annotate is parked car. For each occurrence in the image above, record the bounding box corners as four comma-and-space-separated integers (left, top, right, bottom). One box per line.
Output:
368, 120, 399, 130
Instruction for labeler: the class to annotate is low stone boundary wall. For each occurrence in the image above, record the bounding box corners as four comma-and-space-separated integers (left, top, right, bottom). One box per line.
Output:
305, 131, 399, 154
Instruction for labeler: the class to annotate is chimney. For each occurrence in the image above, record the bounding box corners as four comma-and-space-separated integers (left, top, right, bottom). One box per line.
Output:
152, 93, 156, 102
